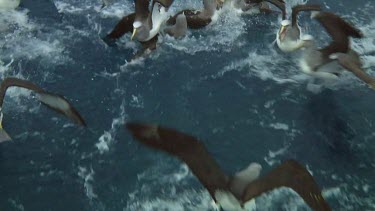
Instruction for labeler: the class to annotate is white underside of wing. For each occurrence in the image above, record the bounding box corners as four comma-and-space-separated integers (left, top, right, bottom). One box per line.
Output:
36, 92, 70, 113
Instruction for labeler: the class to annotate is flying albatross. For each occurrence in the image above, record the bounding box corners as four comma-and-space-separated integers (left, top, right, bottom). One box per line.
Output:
126, 122, 331, 211
276, 4, 321, 52
103, 0, 173, 59
0, 0, 20, 9
298, 12, 375, 88
0, 77, 86, 143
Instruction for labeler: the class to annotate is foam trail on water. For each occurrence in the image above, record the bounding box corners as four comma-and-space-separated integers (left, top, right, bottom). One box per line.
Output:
78, 166, 98, 200
0, 9, 70, 66
162, 7, 246, 55
96, 100, 127, 154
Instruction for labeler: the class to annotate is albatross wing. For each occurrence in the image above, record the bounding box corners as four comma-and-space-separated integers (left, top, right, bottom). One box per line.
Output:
313, 12, 363, 56
242, 160, 331, 211
126, 122, 229, 199
333, 53, 375, 89
36, 92, 86, 126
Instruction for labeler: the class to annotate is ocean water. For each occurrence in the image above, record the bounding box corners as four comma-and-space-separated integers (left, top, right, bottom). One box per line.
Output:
0, 0, 375, 210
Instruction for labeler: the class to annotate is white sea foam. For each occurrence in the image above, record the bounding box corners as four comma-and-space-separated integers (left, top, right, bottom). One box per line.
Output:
78, 166, 98, 200
0, 9, 70, 66
269, 122, 289, 130
163, 7, 246, 55
96, 100, 127, 154
264, 144, 290, 166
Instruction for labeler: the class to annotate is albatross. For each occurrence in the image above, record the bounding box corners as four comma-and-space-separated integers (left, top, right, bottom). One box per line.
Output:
297, 12, 375, 88
104, 0, 172, 59
276, 4, 321, 52
0, 77, 86, 143
126, 122, 331, 211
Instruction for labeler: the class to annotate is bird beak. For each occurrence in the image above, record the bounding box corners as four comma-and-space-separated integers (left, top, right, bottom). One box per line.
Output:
131, 28, 138, 40
279, 26, 286, 40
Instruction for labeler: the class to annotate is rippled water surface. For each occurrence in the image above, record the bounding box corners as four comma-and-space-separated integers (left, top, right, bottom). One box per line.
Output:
1, 0, 375, 210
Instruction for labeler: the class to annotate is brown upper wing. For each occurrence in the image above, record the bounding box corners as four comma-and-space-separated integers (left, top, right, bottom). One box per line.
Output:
335, 53, 375, 89
265, 0, 286, 19
126, 122, 229, 199
152, 0, 174, 8
291, 4, 321, 26
135, 0, 150, 21
106, 13, 136, 39
167, 10, 211, 29
314, 12, 363, 57
0, 77, 86, 126
0, 77, 44, 107
242, 160, 331, 211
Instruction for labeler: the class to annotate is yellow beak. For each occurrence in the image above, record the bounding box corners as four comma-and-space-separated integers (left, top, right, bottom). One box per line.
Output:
279, 26, 286, 40
131, 28, 138, 40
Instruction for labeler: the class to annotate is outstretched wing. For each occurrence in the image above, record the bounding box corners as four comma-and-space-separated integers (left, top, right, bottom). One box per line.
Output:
167, 10, 211, 29
135, 0, 150, 21
105, 13, 136, 40
291, 4, 321, 26
265, 0, 286, 19
0, 77, 44, 107
126, 122, 229, 199
242, 160, 331, 211
129, 35, 159, 61
333, 53, 375, 89
105, 0, 150, 40
36, 92, 86, 126
152, 0, 174, 8
0, 77, 86, 126
313, 12, 363, 57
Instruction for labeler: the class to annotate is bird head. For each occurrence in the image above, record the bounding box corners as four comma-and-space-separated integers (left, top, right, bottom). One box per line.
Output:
278, 20, 291, 41
131, 21, 143, 40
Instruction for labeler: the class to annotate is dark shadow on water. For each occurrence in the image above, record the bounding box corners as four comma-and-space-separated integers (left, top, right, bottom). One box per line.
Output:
307, 91, 355, 154
296, 90, 358, 166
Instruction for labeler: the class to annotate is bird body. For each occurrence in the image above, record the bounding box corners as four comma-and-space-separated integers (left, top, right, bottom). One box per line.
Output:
298, 12, 374, 88
276, 4, 321, 52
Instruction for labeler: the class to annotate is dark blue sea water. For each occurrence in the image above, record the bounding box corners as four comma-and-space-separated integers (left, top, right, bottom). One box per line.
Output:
0, 0, 374, 210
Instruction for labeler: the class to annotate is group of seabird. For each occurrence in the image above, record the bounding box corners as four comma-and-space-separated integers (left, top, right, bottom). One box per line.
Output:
101, 0, 375, 89
2, 0, 375, 210
276, 5, 375, 89
0, 77, 331, 210
103, 0, 287, 60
